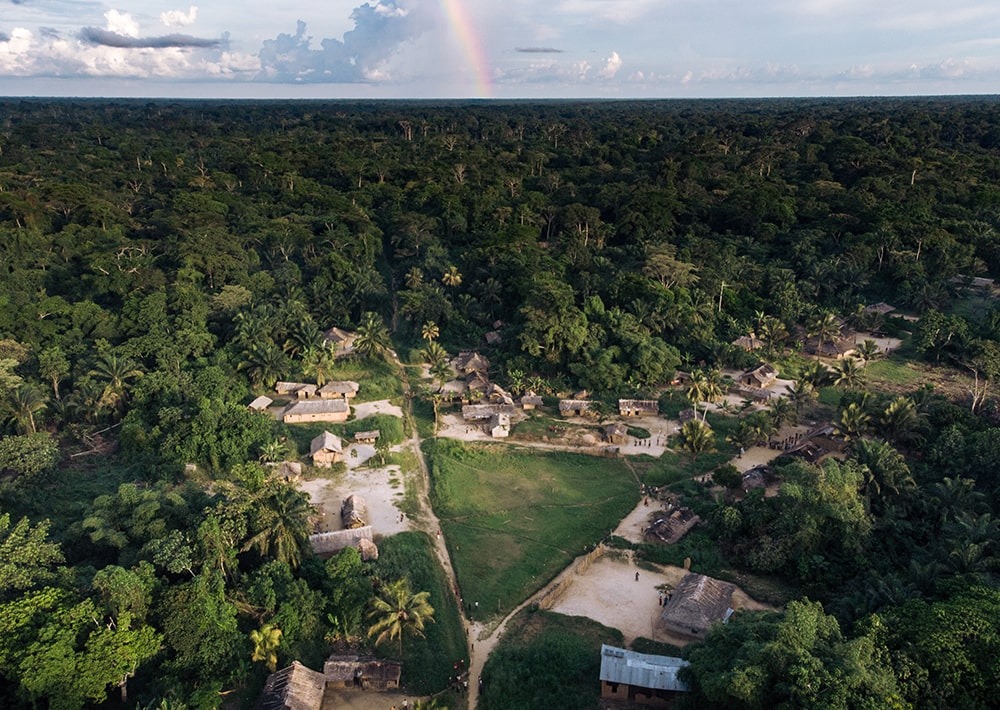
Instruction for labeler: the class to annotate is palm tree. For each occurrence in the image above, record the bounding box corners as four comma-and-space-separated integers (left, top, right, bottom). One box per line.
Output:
421, 321, 440, 343
250, 623, 283, 672
677, 419, 715, 462
242, 483, 313, 568
405, 267, 425, 289
785, 380, 817, 416
800, 361, 833, 388
238, 341, 288, 389
880, 396, 924, 447
855, 338, 882, 364
808, 311, 841, 356
259, 439, 287, 464
832, 356, 865, 390
441, 265, 462, 288
429, 360, 452, 393
758, 315, 789, 358
767, 395, 795, 428
835, 402, 871, 441
353, 312, 392, 361
367, 578, 435, 654
90, 352, 143, 415
301, 344, 336, 386
4, 384, 47, 434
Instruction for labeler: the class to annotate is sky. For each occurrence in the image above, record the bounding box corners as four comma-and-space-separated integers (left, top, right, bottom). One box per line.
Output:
2, 0, 1000, 98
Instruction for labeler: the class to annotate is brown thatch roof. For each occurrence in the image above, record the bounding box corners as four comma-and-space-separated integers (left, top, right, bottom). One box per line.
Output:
257, 661, 326, 710
317, 380, 360, 397
619, 399, 659, 416
462, 403, 516, 420
559, 399, 591, 414
455, 351, 490, 373
660, 573, 735, 636
310, 431, 343, 456
308, 526, 373, 556
740, 363, 777, 388
357, 537, 379, 561
643, 507, 701, 544
248, 395, 274, 411
732, 335, 764, 351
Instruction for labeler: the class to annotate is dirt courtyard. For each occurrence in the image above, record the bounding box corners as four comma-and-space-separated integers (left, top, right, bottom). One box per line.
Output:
547, 552, 773, 647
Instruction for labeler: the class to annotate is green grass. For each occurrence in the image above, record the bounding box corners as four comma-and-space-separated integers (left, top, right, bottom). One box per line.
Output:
327, 357, 405, 402
424, 439, 639, 621
282, 413, 405, 460
479, 609, 623, 710
369, 532, 468, 695
865, 358, 923, 387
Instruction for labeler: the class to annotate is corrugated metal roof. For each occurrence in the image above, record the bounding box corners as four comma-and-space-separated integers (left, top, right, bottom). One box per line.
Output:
599, 644, 690, 692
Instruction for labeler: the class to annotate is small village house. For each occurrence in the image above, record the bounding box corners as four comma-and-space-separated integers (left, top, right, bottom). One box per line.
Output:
324, 656, 401, 691
643, 507, 701, 545
274, 382, 318, 399
599, 645, 690, 707
324, 326, 357, 357
520, 393, 543, 410
462, 403, 516, 421
282, 399, 350, 424
309, 431, 343, 467
454, 350, 490, 374
738, 363, 778, 390
619, 399, 659, 417
248, 395, 273, 412
258, 661, 327, 710
732, 334, 764, 351
489, 412, 511, 438
308, 526, 374, 557
353, 430, 380, 444
559, 399, 592, 417
317, 380, 360, 400
603, 422, 629, 445
660, 573, 735, 640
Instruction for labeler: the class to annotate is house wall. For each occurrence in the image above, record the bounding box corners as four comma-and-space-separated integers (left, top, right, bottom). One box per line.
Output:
284, 411, 349, 424
312, 451, 342, 466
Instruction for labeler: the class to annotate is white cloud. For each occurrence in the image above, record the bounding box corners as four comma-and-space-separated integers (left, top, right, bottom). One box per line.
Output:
599, 50, 622, 78
161, 6, 199, 28
105, 10, 140, 38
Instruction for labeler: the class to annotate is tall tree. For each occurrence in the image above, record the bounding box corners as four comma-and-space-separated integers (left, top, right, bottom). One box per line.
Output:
367, 578, 435, 655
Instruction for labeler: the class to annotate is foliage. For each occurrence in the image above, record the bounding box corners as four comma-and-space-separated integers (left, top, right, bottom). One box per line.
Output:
370, 533, 466, 695
0, 432, 59, 478
681, 599, 903, 709
480, 609, 622, 710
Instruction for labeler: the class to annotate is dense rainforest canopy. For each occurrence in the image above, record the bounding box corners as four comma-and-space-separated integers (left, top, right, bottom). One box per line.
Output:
0, 97, 999, 708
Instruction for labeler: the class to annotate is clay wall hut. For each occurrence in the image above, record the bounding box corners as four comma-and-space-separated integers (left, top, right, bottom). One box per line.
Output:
520, 394, 544, 410
739, 363, 778, 389
619, 399, 659, 417
603, 422, 629, 445
310, 431, 343, 467
462, 403, 515, 421
643, 508, 701, 544
324, 656, 401, 691
275, 382, 318, 399
660, 573, 735, 640
282, 399, 349, 424
599, 645, 690, 707
559, 399, 592, 417
257, 661, 326, 710
317, 380, 360, 400
353, 430, 380, 444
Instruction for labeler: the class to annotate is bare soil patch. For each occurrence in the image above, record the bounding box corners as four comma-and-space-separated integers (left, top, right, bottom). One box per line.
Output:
547, 552, 773, 647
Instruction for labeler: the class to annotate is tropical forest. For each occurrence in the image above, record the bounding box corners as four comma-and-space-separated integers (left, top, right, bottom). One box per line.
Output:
0, 97, 999, 709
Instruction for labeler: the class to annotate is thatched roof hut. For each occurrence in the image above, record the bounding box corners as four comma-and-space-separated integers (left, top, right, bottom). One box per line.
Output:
739, 363, 778, 389
619, 399, 659, 417
275, 382, 318, 399
603, 422, 628, 445
317, 380, 360, 399
643, 507, 701, 544
660, 573, 735, 639
308, 526, 373, 556
324, 656, 401, 691
559, 399, 592, 417
310, 431, 343, 467
454, 351, 490, 374
353, 430, 380, 444
357, 537, 379, 561
257, 661, 326, 710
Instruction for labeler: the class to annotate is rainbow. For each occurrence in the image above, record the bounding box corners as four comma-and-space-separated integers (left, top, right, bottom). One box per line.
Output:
439, 0, 493, 97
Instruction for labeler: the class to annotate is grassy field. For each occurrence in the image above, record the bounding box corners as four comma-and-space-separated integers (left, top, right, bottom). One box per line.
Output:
424, 439, 639, 621
324, 357, 405, 402
479, 609, 623, 710
282, 412, 404, 461
370, 532, 468, 695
